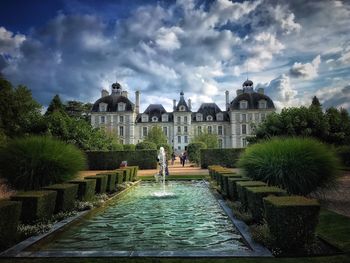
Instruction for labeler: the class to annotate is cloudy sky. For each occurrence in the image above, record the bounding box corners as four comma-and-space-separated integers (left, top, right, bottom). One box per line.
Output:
0, 0, 349, 112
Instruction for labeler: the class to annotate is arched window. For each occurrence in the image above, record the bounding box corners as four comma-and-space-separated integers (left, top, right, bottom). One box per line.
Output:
151, 116, 158, 122
206, 115, 213, 121
179, 105, 186, 111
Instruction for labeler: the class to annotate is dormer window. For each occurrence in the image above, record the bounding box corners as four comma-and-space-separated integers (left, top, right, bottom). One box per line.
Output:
118, 102, 126, 111
206, 115, 213, 121
151, 116, 158, 122
141, 114, 148, 122
162, 114, 168, 122
259, 100, 267, 109
179, 105, 186, 111
216, 113, 223, 121
196, 113, 203, 121
99, 103, 107, 112
239, 100, 248, 110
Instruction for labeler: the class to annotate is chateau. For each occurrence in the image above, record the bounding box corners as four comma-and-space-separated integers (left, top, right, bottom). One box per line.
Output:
91, 80, 275, 151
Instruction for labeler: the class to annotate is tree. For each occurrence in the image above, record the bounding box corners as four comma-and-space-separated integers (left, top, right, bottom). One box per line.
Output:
144, 126, 168, 146
192, 131, 219, 148
65, 100, 92, 122
311, 96, 321, 107
45, 94, 65, 115
187, 142, 207, 165
135, 141, 157, 150
0, 76, 43, 137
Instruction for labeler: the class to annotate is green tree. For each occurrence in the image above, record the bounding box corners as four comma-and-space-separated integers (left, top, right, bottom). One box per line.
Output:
187, 142, 207, 165
144, 126, 168, 146
192, 131, 219, 148
65, 100, 92, 122
0, 77, 43, 137
45, 94, 65, 115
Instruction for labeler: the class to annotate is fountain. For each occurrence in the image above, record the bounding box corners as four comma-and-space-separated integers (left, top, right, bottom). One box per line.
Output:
153, 147, 174, 197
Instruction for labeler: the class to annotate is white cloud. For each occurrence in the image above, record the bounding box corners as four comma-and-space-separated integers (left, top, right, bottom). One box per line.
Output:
289, 55, 321, 80
155, 27, 182, 51
316, 84, 350, 111
0, 27, 26, 57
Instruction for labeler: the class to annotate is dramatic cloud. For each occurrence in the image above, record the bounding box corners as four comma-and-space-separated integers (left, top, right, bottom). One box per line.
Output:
289, 55, 321, 80
316, 84, 350, 110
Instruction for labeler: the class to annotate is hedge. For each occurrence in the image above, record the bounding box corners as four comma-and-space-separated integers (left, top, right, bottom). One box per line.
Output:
0, 201, 21, 250
97, 172, 117, 193
263, 195, 320, 253
115, 170, 124, 185
43, 184, 79, 213
335, 145, 350, 169
236, 181, 266, 210
128, 166, 139, 181
86, 150, 157, 170
216, 170, 236, 187
11, 191, 57, 223
228, 177, 250, 200
200, 148, 244, 168
220, 174, 243, 197
68, 179, 96, 201
84, 175, 108, 194
246, 186, 287, 222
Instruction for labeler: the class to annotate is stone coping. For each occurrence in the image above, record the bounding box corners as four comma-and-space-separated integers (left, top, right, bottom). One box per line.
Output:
1, 180, 272, 258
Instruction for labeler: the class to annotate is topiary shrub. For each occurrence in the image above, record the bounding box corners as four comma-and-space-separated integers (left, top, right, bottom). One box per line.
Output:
135, 141, 157, 150
238, 137, 340, 195
84, 175, 108, 194
68, 179, 96, 201
0, 136, 86, 190
43, 183, 79, 213
200, 148, 244, 168
0, 201, 21, 250
187, 142, 206, 165
123, 144, 136, 151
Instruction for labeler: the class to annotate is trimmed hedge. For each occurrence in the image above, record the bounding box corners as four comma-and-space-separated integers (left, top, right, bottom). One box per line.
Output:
0, 201, 21, 250
236, 181, 266, 210
200, 148, 244, 168
43, 184, 79, 212
246, 186, 287, 222
86, 150, 157, 170
84, 175, 108, 194
115, 170, 124, 185
263, 195, 320, 253
216, 170, 236, 187
68, 179, 96, 201
118, 168, 131, 182
220, 174, 243, 197
208, 165, 222, 179
228, 177, 250, 200
187, 142, 206, 165
97, 172, 117, 192
128, 166, 139, 181
11, 191, 57, 223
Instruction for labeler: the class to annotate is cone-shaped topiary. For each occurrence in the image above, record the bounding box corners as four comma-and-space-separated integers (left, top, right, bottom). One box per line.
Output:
0, 136, 86, 190
238, 137, 340, 195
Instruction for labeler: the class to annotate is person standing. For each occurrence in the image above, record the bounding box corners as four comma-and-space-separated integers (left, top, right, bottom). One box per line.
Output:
171, 152, 176, 165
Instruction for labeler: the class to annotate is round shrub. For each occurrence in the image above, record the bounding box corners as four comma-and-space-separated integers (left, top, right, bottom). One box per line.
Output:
135, 141, 157, 150
237, 137, 340, 195
123, 144, 136, 151
187, 142, 206, 165
0, 136, 86, 190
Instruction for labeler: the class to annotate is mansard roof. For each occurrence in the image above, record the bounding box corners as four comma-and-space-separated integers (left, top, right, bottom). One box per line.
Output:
91, 94, 134, 112
230, 92, 275, 110
136, 104, 173, 122
192, 103, 230, 121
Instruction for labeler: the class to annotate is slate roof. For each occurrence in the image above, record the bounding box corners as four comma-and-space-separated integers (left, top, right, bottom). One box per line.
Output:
136, 104, 173, 123
91, 94, 134, 112
230, 92, 275, 110
192, 103, 230, 121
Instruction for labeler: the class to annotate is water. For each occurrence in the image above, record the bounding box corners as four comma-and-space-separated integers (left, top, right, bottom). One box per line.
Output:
33, 181, 248, 252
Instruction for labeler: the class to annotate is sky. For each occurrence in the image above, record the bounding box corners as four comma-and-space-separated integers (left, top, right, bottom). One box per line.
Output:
0, 0, 349, 112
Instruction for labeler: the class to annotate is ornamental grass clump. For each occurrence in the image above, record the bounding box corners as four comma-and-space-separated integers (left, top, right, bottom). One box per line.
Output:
238, 137, 340, 195
0, 136, 86, 190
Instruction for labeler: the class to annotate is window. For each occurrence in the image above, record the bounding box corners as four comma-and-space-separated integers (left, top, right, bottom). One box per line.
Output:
179, 105, 185, 111
261, 113, 266, 121
162, 114, 168, 122
198, 126, 202, 134
99, 104, 106, 112
178, 136, 181, 143
177, 116, 181, 123
119, 126, 124, 136
184, 136, 188, 143
184, 116, 188, 123
100, 116, 105, 123
196, 114, 202, 121
163, 127, 168, 136
242, 124, 247, 135
239, 100, 248, 109
217, 113, 223, 121
177, 126, 181, 133
218, 139, 223, 148
259, 100, 267, 109
141, 115, 148, 122
118, 102, 126, 111
208, 126, 212, 134
255, 113, 259, 121
142, 127, 148, 137
241, 114, 247, 122
151, 116, 158, 122
207, 115, 213, 121
119, 115, 124, 123
242, 137, 247, 147
184, 126, 188, 133
218, 125, 223, 135
248, 113, 252, 121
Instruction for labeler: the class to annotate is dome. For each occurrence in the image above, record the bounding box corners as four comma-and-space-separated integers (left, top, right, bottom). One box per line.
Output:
230, 92, 275, 110
91, 94, 134, 112
180, 91, 184, 96
243, 79, 253, 87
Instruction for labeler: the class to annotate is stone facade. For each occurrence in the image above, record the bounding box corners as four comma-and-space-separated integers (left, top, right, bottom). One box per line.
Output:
91, 80, 275, 150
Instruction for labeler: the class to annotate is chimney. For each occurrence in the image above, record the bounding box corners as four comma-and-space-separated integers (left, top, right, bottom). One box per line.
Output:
101, 89, 109, 98
173, 99, 176, 111
122, 90, 128, 98
257, 88, 264, 94
135, 90, 140, 113
225, 90, 229, 110
236, 89, 243, 96
188, 99, 192, 111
